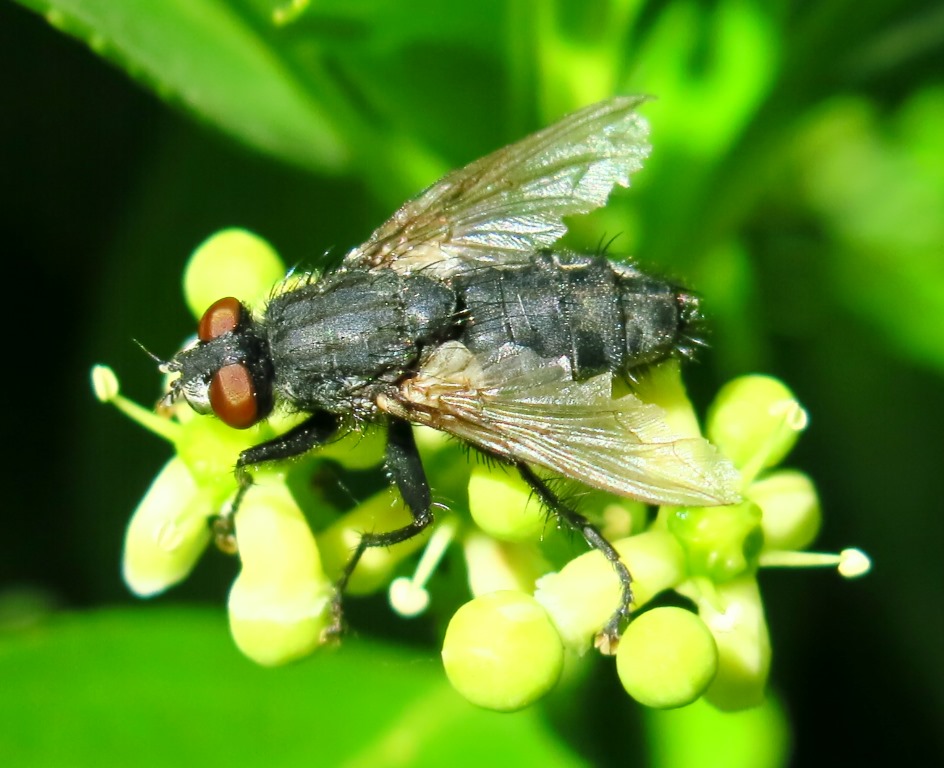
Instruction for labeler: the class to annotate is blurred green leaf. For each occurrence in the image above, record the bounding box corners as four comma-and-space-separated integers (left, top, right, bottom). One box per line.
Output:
14, 0, 349, 172
646, 696, 789, 768
11, 0, 514, 203
0, 607, 585, 767
795, 87, 944, 372
635, 0, 777, 160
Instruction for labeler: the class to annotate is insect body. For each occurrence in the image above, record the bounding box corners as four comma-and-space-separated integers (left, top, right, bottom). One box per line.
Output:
164, 96, 740, 649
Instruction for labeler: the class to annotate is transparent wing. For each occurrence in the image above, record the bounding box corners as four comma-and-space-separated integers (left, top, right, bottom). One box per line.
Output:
344, 96, 651, 279
384, 344, 742, 507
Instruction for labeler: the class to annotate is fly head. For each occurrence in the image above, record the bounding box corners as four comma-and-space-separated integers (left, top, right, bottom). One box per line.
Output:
162, 297, 274, 429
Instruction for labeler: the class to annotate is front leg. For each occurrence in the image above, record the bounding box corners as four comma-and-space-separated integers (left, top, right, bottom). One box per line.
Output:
213, 411, 341, 549
236, 410, 341, 469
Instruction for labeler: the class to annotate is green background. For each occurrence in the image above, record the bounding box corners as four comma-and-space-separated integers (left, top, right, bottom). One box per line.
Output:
1, 0, 942, 765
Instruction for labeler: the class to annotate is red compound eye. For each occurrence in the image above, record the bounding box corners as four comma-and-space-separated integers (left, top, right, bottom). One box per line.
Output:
198, 297, 242, 342
209, 363, 259, 429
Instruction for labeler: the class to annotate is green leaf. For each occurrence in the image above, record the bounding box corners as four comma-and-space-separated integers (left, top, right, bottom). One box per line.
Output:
0, 607, 585, 766
646, 696, 789, 768
14, 0, 349, 172
795, 88, 944, 373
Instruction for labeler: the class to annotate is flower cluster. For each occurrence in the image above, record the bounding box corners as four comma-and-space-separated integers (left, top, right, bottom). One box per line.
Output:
439, 365, 869, 712
94, 229, 869, 711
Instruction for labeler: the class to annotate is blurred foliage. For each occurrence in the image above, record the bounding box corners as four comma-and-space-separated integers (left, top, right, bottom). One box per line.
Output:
0, 607, 586, 766
1, 0, 942, 765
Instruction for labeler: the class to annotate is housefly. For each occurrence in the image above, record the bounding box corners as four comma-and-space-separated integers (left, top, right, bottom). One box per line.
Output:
162, 96, 741, 650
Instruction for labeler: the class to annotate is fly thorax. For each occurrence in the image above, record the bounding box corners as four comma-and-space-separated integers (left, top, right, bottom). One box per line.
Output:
263, 269, 457, 412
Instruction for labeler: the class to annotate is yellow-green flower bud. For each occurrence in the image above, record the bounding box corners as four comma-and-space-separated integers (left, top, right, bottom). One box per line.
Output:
629, 360, 702, 438
468, 467, 546, 542
668, 502, 763, 582
750, 470, 821, 551
318, 488, 430, 594
315, 428, 386, 470
184, 229, 286, 319
122, 458, 212, 596
441, 591, 564, 712
463, 532, 551, 597
228, 483, 335, 666
686, 577, 772, 711
616, 607, 718, 709
174, 411, 266, 487
535, 530, 687, 652
706, 376, 808, 484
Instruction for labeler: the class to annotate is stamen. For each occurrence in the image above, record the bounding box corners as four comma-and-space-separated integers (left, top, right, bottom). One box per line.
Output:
389, 516, 459, 617
739, 399, 809, 485
91, 365, 181, 443
759, 547, 872, 578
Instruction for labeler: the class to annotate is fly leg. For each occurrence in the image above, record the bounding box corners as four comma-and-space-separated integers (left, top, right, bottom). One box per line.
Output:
212, 411, 340, 550
517, 463, 632, 655
329, 417, 434, 634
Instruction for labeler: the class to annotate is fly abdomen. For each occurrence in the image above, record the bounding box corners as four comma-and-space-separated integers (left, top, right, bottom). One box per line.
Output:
455, 252, 697, 379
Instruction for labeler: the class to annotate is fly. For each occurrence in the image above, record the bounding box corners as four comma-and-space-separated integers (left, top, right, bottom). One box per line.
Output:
161, 96, 741, 651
